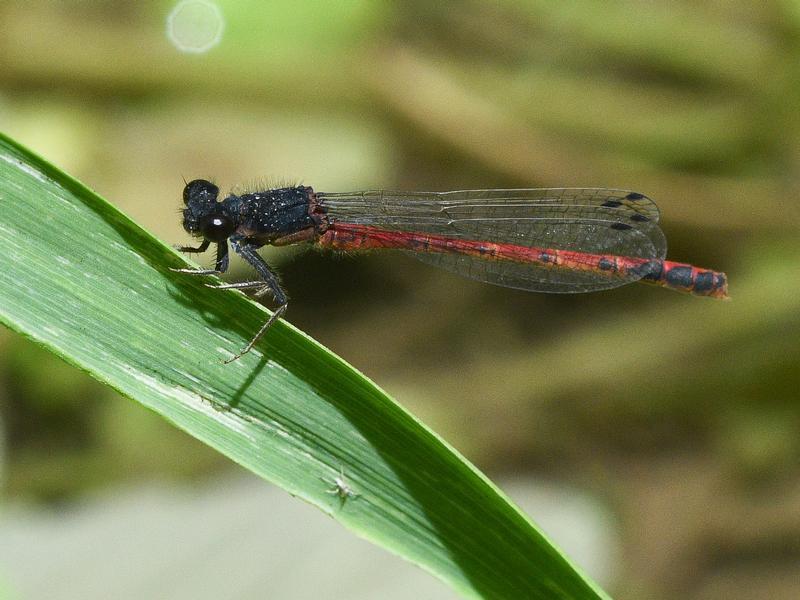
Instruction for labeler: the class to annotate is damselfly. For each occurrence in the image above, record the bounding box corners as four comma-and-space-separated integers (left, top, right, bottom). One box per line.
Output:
173, 180, 728, 362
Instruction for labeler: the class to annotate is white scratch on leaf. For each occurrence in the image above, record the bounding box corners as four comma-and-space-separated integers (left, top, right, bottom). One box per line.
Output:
120, 365, 257, 442
0, 154, 52, 185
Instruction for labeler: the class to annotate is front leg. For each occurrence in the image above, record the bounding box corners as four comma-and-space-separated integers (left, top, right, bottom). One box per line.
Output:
171, 241, 229, 275
174, 239, 210, 254
215, 241, 229, 273
209, 238, 288, 362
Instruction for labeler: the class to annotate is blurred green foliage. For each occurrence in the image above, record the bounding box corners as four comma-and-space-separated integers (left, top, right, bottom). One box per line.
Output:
1, 1, 799, 598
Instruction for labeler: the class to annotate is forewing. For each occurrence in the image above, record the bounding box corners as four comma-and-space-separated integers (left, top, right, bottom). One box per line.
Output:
318, 188, 667, 293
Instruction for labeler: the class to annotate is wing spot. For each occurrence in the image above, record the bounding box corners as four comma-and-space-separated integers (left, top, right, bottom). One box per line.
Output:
610, 222, 633, 231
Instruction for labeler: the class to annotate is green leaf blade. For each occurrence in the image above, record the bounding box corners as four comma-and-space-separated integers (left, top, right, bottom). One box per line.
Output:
0, 132, 609, 600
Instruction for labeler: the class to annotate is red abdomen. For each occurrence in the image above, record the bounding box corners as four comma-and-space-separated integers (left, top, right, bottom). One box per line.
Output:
318, 223, 728, 299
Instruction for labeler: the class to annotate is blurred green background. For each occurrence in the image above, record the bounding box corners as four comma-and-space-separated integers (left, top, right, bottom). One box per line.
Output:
1, 1, 799, 599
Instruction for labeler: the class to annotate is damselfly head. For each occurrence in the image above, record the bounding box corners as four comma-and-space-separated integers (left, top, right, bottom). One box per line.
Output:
181, 179, 234, 242
183, 179, 219, 205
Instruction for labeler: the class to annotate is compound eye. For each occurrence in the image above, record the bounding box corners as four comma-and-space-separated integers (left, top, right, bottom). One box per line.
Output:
183, 179, 219, 205
200, 214, 235, 242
